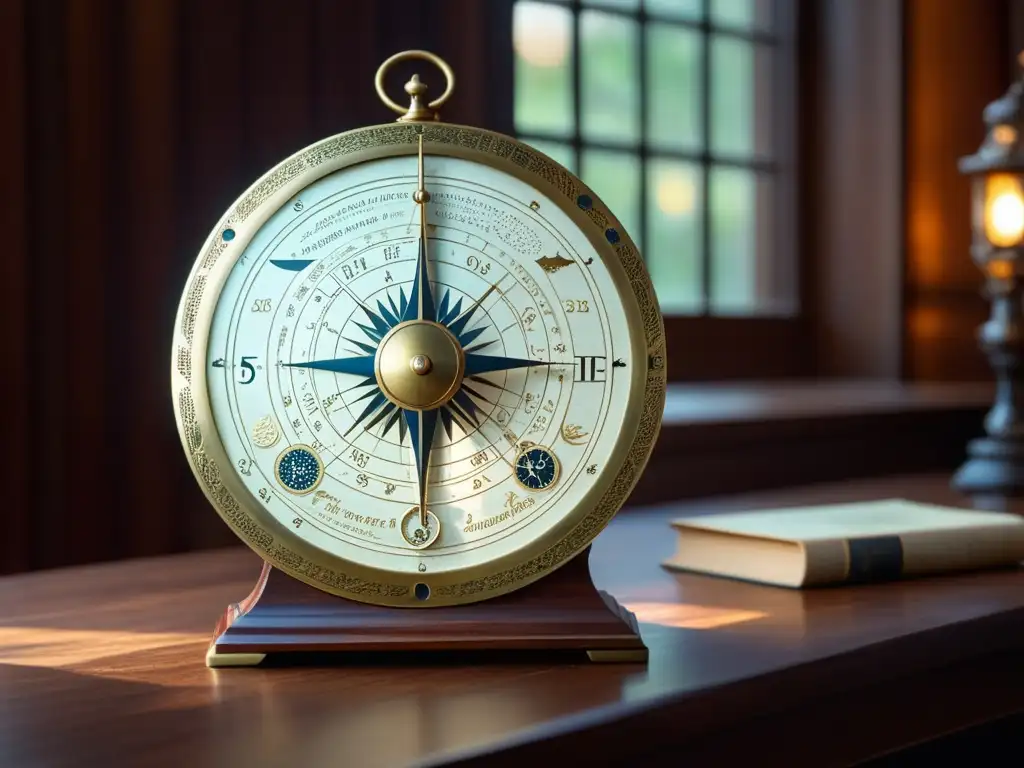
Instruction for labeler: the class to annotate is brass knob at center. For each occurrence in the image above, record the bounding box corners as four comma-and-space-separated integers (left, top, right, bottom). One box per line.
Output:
410, 354, 432, 375
375, 321, 464, 410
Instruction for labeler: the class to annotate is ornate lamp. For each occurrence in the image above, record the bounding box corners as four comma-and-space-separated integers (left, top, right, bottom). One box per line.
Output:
953, 57, 1024, 497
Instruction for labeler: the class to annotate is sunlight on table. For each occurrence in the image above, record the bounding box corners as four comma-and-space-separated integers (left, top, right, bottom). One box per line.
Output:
0, 626, 204, 668
624, 602, 767, 629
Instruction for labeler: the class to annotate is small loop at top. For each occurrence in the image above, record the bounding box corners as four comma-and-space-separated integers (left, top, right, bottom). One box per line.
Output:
374, 50, 455, 122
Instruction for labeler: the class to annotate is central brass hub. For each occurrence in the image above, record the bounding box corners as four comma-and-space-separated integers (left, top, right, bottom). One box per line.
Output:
375, 321, 464, 410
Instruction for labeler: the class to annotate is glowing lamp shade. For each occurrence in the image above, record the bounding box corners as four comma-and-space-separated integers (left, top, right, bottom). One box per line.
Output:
983, 173, 1024, 248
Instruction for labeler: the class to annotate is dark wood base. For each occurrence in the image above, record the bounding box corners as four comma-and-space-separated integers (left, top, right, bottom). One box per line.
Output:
206, 546, 648, 667
951, 437, 1024, 499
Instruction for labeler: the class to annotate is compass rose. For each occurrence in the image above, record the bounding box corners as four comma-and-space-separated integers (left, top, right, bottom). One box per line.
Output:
284, 135, 554, 526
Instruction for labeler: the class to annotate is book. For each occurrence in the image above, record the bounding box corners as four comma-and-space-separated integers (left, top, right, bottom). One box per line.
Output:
663, 499, 1024, 588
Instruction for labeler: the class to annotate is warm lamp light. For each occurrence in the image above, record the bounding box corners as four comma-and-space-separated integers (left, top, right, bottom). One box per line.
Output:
984, 174, 1024, 247
952, 53, 1024, 498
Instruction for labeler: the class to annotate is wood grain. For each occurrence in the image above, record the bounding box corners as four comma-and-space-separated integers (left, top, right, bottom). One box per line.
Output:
2, 474, 1024, 767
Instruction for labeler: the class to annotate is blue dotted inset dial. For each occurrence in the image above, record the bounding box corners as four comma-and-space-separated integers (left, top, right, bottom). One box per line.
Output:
514, 446, 560, 491
275, 445, 323, 495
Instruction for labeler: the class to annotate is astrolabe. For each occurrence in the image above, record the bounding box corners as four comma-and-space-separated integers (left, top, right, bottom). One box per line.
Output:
171, 50, 667, 608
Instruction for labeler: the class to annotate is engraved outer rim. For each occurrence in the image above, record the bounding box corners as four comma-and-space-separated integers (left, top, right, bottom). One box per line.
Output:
170, 120, 667, 607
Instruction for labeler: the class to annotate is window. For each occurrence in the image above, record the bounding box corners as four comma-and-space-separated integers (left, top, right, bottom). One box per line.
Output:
512, 0, 797, 318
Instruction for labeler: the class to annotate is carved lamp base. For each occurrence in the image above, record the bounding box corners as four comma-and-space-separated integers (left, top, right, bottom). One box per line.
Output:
952, 437, 1024, 498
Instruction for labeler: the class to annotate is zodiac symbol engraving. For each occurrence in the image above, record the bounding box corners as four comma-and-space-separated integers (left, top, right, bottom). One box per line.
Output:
561, 423, 589, 446
535, 254, 574, 273
251, 415, 281, 448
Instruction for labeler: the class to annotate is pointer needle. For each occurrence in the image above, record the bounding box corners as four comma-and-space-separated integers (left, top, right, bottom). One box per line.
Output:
412, 133, 435, 529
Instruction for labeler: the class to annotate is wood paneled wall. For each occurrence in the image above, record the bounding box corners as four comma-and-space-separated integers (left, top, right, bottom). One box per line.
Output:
0, 0, 512, 575
806, 0, 905, 378
904, 0, 1016, 381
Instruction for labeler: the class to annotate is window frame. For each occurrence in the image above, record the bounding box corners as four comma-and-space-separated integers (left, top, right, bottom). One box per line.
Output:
502, 0, 803, 381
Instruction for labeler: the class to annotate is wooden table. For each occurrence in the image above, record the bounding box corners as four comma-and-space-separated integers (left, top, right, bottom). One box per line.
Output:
2, 474, 1023, 767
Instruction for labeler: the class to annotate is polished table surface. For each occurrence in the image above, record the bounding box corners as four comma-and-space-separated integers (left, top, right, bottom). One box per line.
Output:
2, 474, 1024, 767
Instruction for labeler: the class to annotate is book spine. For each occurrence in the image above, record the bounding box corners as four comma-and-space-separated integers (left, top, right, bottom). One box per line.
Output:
844, 536, 904, 583
834, 526, 1024, 585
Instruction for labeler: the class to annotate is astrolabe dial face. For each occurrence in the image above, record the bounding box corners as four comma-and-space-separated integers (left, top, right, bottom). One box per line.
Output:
204, 150, 643, 589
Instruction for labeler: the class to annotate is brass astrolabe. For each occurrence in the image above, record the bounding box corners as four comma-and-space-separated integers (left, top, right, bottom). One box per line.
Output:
170, 50, 666, 666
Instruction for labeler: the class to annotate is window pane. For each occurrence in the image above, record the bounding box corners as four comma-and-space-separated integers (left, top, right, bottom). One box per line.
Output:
710, 168, 785, 315
645, 0, 702, 20
711, 37, 773, 159
581, 149, 641, 250
647, 24, 701, 152
711, 0, 774, 32
580, 11, 639, 145
647, 160, 703, 313
523, 138, 576, 173
514, 1, 574, 137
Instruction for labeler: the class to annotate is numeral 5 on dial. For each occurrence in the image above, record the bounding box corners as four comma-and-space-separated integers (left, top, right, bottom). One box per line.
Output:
239, 356, 258, 384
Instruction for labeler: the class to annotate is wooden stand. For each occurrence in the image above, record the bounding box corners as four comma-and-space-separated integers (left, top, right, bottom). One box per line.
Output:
206, 546, 648, 667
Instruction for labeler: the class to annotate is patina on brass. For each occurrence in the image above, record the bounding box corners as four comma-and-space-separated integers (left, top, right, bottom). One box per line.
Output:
374, 320, 465, 410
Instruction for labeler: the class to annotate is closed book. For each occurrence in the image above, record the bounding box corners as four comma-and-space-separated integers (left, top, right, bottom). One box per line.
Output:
663, 499, 1024, 588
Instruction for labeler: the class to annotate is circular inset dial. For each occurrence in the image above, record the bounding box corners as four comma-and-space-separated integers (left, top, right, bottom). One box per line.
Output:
275, 445, 324, 494
514, 446, 560, 491
400, 507, 441, 549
